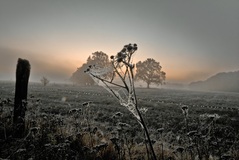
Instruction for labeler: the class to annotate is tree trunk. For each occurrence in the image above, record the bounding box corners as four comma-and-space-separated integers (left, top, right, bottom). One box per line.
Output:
13, 58, 30, 138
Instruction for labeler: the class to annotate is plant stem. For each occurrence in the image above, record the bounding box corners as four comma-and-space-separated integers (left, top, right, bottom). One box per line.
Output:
130, 68, 157, 160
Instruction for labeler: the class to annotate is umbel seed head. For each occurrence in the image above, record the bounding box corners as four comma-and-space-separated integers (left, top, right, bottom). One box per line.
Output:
117, 52, 123, 57
84, 68, 90, 73
127, 45, 133, 51
121, 48, 126, 52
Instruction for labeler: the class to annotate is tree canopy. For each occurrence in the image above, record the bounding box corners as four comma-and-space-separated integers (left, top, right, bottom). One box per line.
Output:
70, 51, 111, 85
135, 58, 166, 88
87, 51, 110, 67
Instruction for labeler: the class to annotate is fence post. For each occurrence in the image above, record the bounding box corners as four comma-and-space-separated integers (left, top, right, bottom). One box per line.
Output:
13, 58, 30, 138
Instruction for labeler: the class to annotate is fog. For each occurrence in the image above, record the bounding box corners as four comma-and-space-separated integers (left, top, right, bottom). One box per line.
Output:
0, 47, 73, 83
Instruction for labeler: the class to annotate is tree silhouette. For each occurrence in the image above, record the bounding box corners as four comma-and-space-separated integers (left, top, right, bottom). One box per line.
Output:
41, 76, 50, 86
88, 51, 109, 66
71, 51, 111, 85
71, 64, 95, 85
135, 58, 166, 88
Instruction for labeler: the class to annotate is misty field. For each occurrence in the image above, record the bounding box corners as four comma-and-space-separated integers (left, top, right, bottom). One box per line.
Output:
1, 82, 239, 160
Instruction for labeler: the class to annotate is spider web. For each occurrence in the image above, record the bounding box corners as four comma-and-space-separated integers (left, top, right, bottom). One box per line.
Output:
87, 65, 141, 123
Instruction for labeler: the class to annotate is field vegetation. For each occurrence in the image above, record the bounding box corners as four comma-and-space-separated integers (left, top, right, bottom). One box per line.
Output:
1, 81, 239, 159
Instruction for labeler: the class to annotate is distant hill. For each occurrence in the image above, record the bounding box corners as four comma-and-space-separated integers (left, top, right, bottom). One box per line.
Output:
189, 71, 239, 92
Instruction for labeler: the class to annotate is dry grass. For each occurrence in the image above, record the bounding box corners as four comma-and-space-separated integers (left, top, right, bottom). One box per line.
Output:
0, 82, 239, 159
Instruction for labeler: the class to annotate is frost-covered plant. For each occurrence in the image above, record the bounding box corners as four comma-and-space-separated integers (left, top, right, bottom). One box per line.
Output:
176, 107, 236, 160
85, 43, 157, 160
180, 104, 189, 132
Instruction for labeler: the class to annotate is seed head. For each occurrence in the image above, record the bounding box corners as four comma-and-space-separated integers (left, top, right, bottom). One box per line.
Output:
157, 128, 164, 134
82, 102, 89, 106
110, 55, 114, 59
115, 112, 123, 117
127, 45, 133, 51
176, 147, 184, 153
181, 105, 189, 117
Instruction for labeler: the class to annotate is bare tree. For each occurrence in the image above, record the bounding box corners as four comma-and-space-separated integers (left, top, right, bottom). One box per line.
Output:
41, 76, 50, 86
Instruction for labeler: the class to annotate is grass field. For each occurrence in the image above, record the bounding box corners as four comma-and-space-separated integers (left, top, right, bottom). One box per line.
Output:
1, 82, 239, 159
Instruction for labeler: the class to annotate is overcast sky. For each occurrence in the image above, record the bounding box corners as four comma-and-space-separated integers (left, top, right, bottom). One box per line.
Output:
0, 0, 239, 83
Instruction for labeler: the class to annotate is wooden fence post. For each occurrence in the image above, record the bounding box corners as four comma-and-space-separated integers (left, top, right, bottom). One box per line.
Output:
13, 58, 30, 138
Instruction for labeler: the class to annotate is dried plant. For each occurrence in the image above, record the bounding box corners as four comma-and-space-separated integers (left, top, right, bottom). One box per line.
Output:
85, 43, 157, 159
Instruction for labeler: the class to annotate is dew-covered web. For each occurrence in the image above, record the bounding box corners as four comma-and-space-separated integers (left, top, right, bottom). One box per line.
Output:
87, 63, 141, 123
88, 65, 113, 77
85, 43, 142, 125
